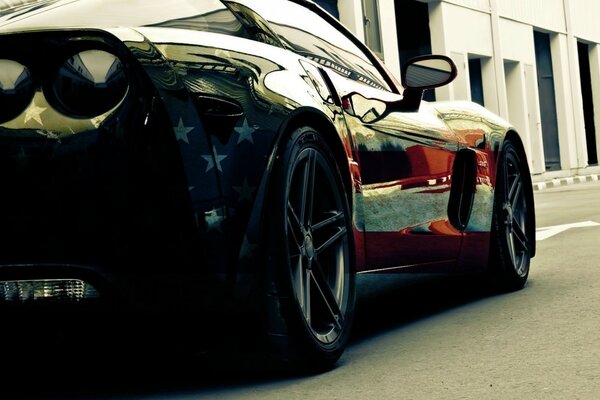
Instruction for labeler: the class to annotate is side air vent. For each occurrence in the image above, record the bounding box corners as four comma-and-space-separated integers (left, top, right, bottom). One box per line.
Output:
192, 94, 243, 143
448, 149, 477, 231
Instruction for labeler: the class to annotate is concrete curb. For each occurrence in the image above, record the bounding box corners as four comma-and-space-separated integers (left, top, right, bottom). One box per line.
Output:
533, 174, 600, 191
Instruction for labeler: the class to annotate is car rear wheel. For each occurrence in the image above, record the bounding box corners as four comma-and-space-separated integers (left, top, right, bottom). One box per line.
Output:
489, 139, 532, 291
264, 126, 355, 371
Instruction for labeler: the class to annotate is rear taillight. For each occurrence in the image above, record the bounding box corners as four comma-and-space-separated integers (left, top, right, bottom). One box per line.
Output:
0, 59, 35, 124
47, 49, 129, 118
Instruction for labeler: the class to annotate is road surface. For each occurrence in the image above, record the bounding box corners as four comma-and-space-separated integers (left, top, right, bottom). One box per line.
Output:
4, 181, 600, 399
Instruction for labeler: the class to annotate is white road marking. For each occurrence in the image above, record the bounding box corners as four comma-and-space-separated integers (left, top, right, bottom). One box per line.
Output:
536, 221, 600, 241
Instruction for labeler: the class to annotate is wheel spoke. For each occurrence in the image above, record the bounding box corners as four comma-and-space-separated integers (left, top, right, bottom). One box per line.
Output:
311, 259, 343, 329
512, 216, 529, 252
503, 161, 510, 200
312, 211, 344, 231
292, 255, 306, 316
288, 201, 303, 230
316, 226, 347, 255
507, 230, 517, 263
299, 151, 316, 226
304, 267, 311, 325
287, 201, 304, 252
509, 179, 523, 209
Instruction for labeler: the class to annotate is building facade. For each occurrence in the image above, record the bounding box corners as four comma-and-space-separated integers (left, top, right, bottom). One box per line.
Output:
324, 0, 600, 181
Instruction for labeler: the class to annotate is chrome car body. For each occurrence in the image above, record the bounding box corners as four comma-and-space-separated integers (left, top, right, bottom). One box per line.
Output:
0, 0, 535, 368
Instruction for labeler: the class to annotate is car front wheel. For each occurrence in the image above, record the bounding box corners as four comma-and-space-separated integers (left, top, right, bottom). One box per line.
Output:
264, 126, 355, 371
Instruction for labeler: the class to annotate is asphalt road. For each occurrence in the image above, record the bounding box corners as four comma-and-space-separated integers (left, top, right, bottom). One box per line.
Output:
5, 181, 600, 399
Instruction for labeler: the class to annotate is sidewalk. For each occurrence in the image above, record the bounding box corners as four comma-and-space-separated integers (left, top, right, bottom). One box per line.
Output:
532, 173, 600, 191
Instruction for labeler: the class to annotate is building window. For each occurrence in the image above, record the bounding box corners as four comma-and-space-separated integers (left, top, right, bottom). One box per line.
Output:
534, 31, 561, 171
395, 0, 433, 100
577, 41, 598, 165
313, 0, 339, 19
362, 0, 383, 59
469, 58, 484, 106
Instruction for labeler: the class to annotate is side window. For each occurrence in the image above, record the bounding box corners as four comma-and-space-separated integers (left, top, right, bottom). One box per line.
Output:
238, 1, 391, 91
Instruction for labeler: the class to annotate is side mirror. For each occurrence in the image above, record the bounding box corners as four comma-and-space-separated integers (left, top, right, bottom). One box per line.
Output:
402, 55, 457, 90
341, 55, 458, 119
396, 54, 457, 111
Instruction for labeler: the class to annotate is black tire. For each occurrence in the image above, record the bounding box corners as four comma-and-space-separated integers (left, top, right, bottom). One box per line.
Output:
488, 139, 533, 291
264, 126, 355, 371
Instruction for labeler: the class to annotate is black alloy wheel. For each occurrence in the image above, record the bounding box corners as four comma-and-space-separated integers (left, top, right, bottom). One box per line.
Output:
265, 126, 355, 370
489, 139, 532, 291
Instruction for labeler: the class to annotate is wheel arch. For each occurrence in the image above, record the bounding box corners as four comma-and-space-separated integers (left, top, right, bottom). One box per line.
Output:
501, 130, 536, 257
239, 107, 356, 281
257, 107, 358, 368
261, 107, 362, 273
275, 108, 355, 211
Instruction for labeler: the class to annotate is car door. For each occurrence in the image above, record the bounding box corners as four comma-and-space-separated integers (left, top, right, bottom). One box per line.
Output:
339, 86, 462, 271
236, 0, 462, 271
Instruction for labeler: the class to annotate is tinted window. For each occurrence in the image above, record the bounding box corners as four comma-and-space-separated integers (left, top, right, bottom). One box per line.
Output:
242, 1, 391, 91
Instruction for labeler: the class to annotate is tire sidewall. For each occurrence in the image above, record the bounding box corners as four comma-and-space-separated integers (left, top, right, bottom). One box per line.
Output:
490, 139, 531, 290
266, 126, 355, 366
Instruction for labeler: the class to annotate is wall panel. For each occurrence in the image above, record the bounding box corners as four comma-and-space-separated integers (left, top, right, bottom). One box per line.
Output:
569, 0, 600, 43
497, 0, 565, 33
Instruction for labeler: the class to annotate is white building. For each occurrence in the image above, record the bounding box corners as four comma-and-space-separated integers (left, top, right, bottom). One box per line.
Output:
329, 0, 600, 181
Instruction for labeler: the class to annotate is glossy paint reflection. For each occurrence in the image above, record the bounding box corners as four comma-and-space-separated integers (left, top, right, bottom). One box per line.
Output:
129, 27, 339, 287
0, 30, 200, 279
0, 0, 242, 34
352, 101, 461, 269
432, 102, 508, 270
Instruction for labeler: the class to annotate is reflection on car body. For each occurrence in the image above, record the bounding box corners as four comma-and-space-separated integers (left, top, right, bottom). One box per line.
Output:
0, 0, 535, 370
